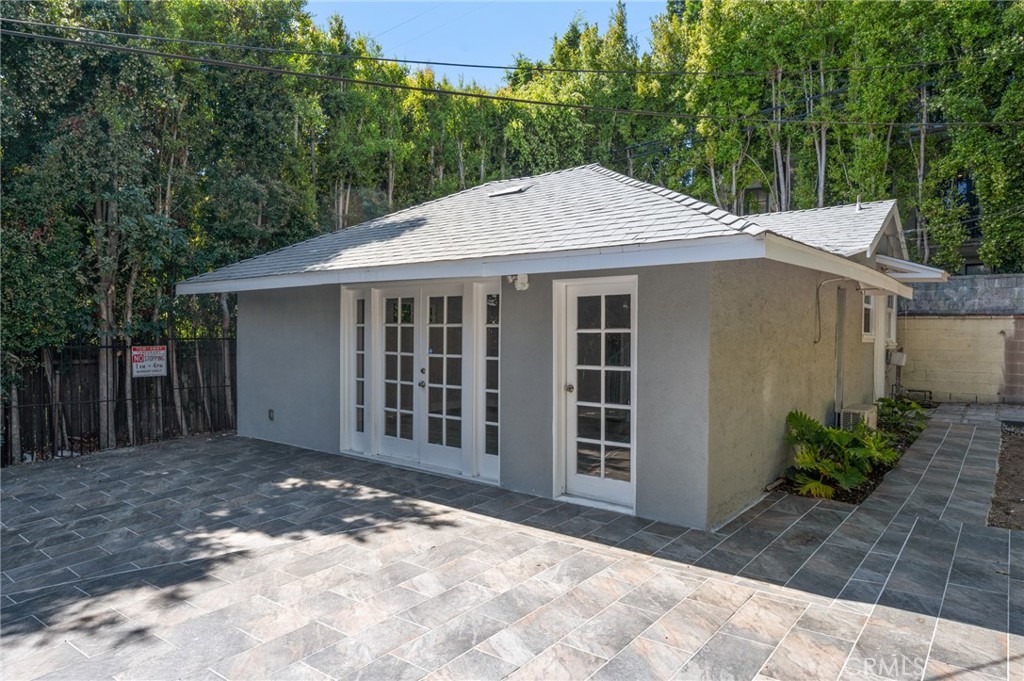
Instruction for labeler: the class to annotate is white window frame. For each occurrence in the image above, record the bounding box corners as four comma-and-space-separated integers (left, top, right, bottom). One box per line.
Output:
862, 293, 875, 341
886, 295, 897, 345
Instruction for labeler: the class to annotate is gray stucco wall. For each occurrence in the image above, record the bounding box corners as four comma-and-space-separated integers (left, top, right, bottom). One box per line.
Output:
499, 264, 712, 528
237, 286, 341, 453
706, 260, 874, 527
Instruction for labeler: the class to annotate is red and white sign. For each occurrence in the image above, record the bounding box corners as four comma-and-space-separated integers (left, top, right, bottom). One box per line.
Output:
131, 345, 167, 378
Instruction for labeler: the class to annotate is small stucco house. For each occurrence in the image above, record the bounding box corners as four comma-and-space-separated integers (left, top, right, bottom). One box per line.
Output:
177, 165, 945, 529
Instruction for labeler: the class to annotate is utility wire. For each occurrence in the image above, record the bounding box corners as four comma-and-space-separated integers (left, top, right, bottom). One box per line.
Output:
3, 27, 1023, 128
4, 17, 1021, 80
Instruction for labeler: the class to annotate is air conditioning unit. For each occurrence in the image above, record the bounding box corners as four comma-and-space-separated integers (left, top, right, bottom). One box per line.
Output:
839, 404, 877, 430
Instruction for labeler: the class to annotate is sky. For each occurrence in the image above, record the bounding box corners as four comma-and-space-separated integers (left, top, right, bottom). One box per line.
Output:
305, 1, 666, 89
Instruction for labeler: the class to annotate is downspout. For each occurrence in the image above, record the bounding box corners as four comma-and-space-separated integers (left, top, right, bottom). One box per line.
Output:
813, 276, 850, 425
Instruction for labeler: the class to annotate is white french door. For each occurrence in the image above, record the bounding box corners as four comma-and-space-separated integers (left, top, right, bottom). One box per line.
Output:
378, 287, 465, 472
562, 279, 637, 508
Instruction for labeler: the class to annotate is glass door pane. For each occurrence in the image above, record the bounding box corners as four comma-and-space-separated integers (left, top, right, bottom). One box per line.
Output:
566, 284, 635, 508
426, 295, 463, 449
383, 296, 416, 442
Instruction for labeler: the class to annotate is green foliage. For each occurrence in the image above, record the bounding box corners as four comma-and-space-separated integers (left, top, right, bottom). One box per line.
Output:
876, 397, 928, 450
784, 410, 901, 499
3, 0, 1023, 380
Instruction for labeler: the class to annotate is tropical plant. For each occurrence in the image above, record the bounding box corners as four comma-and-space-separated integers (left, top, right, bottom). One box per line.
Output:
785, 410, 900, 499
876, 397, 928, 449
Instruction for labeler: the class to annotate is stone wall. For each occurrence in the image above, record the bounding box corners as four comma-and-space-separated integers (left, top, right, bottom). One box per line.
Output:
898, 274, 1024, 404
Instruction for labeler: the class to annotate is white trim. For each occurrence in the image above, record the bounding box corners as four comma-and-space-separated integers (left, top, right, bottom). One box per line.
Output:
875, 254, 949, 283
175, 235, 765, 294
862, 293, 875, 341
763, 234, 913, 298
886, 294, 897, 345
338, 449, 501, 487
554, 275, 638, 511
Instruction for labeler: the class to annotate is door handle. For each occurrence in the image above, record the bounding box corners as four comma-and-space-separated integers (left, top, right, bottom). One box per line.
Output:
418, 380, 427, 388
565, 384, 575, 393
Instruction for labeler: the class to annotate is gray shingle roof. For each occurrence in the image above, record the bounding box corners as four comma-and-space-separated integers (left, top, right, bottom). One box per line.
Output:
179, 165, 758, 287
751, 199, 897, 257
177, 165, 897, 290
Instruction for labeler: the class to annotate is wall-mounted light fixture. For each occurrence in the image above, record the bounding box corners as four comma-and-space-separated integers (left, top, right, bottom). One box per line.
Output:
506, 274, 530, 291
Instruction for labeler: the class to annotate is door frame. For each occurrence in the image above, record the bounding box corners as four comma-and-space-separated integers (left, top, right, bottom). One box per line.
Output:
552, 275, 638, 511
339, 279, 500, 483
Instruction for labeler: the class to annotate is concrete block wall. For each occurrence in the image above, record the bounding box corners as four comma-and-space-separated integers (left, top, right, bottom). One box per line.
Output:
898, 315, 1023, 404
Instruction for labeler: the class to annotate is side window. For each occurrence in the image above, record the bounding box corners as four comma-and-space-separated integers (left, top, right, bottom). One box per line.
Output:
862, 293, 874, 339
886, 295, 897, 344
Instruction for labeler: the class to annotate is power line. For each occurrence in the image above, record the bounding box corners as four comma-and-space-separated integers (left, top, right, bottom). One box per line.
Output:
3, 17, 1019, 80
3, 27, 1023, 129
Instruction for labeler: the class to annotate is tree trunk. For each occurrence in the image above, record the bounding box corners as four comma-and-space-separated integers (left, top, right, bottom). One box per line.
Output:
387, 149, 395, 210
194, 339, 212, 431
917, 86, 930, 263
122, 263, 140, 446
456, 139, 466, 189
42, 349, 69, 454
10, 382, 21, 463
170, 338, 189, 437
220, 294, 235, 428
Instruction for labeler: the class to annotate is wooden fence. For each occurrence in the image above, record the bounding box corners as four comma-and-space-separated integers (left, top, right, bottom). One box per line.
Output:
1, 338, 236, 466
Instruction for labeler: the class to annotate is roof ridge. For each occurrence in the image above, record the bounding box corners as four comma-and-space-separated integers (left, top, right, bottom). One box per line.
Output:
584, 164, 757, 233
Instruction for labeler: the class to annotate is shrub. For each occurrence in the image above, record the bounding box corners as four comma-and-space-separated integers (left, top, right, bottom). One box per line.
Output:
876, 397, 927, 449
785, 410, 900, 499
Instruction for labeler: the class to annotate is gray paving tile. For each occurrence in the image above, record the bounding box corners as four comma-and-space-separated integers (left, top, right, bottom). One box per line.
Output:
673, 632, 773, 681
344, 654, 426, 681
212, 621, 342, 680
506, 642, 606, 681
719, 593, 807, 646
642, 598, 734, 653
562, 601, 660, 659
761, 627, 853, 681
393, 610, 505, 672
590, 637, 691, 681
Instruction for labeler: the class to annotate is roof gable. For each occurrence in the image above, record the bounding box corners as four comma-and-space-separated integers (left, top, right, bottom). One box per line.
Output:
751, 199, 899, 258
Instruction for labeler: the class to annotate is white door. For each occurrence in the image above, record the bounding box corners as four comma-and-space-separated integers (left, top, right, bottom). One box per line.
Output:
563, 280, 637, 508
379, 288, 465, 472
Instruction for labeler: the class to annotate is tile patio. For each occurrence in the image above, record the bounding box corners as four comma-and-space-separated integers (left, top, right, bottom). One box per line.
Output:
1, 416, 1021, 680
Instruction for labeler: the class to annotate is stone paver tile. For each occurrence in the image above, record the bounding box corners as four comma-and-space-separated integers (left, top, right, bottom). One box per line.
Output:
154, 594, 281, 647
212, 621, 342, 680
408, 538, 487, 570
847, 620, 932, 680
506, 642, 606, 681
397, 581, 495, 629
719, 593, 808, 646
272, 661, 333, 680
318, 585, 429, 635
116, 627, 260, 680
687, 578, 756, 611
940, 583, 1010, 630
33, 636, 177, 681
1, 641, 89, 680
928, 619, 1008, 679
303, 637, 376, 678
795, 604, 868, 643
619, 571, 702, 615
562, 601, 660, 660
534, 550, 617, 591
922, 659, 1006, 681
473, 577, 564, 624
761, 627, 854, 680
475, 601, 586, 666
673, 632, 774, 681
590, 637, 691, 681
332, 561, 427, 601
600, 556, 660, 584
343, 654, 426, 681
393, 610, 505, 672
349, 616, 428, 659
400, 556, 491, 597
425, 649, 517, 681
642, 598, 734, 653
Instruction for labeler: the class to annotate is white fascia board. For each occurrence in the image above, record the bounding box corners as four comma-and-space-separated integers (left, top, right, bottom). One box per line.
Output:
764, 234, 914, 298
875, 254, 949, 282
867, 202, 904, 259
175, 234, 767, 295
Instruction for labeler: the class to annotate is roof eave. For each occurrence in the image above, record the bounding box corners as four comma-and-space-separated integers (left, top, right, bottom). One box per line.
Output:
175, 233, 768, 295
